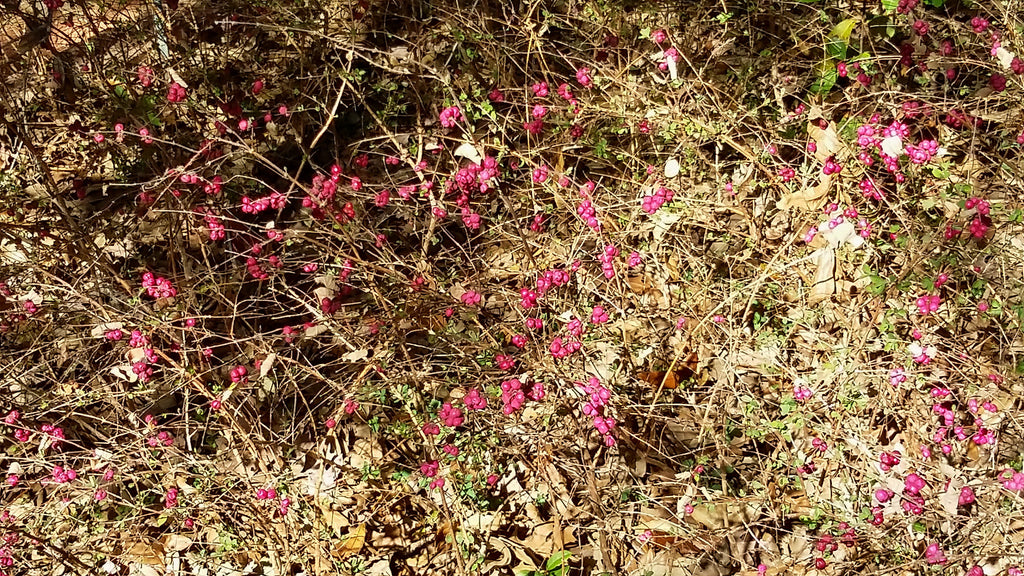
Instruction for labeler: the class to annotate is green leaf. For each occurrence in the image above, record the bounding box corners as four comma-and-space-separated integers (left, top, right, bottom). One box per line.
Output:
867, 275, 887, 295
881, 0, 899, 13
810, 61, 838, 94
546, 552, 572, 575
830, 18, 858, 43
825, 38, 847, 60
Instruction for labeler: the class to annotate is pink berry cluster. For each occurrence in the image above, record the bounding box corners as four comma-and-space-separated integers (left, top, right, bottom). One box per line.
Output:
957, 485, 976, 506
579, 377, 615, 446
302, 164, 359, 223
40, 423, 65, 449
821, 156, 843, 175
641, 186, 674, 214
659, 48, 679, 72
438, 105, 462, 128
256, 486, 278, 500
942, 196, 993, 241
520, 265, 577, 310
895, 0, 919, 15
535, 267, 572, 296
463, 389, 487, 410
495, 354, 515, 371
819, 203, 872, 239
420, 460, 439, 478
1001, 469, 1024, 491
879, 450, 901, 472
164, 487, 179, 508
924, 542, 946, 565
814, 524, 856, 557
793, 385, 813, 402
858, 177, 883, 201
577, 199, 600, 230
599, 244, 618, 279
499, 378, 524, 414
904, 139, 938, 164
451, 155, 500, 195
499, 378, 543, 414
229, 364, 248, 383
202, 210, 225, 241
129, 328, 148, 346
51, 465, 77, 484
147, 429, 174, 448
438, 402, 464, 428
888, 367, 907, 387
141, 271, 176, 299
132, 360, 154, 382
915, 294, 940, 315
241, 191, 287, 214
137, 65, 154, 87
461, 290, 482, 306
166, 82, 187, 103
548, 336, 582, 359
575, 67, 592, 87
531, 165, 548, 183
900, 472, 927, 514
1, 412, 29, 443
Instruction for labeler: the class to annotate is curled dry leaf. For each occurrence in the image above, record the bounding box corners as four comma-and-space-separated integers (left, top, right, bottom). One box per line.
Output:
259, 353, 277, 377
807, 247, 836, 306
453, 141, 482, 164
778, 173, 831, 211
331, 524, 367, 560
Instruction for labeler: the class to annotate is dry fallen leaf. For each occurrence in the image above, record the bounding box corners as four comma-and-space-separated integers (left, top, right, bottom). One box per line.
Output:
778, 173, 831, 211
259, 353, 277, 377
331, 524, 367, 560
127, 541, 165, 565
454, 141, 482, 164
807, 247, 836, 305
806, 112, 841, 162
160, 534, 193, 552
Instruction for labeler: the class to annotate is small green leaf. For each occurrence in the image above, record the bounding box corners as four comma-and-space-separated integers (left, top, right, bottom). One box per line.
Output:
867, 275, 887, 295
546, 551, 572, 574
